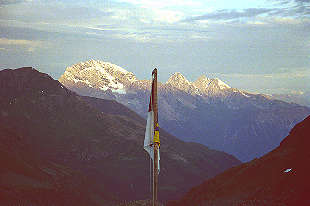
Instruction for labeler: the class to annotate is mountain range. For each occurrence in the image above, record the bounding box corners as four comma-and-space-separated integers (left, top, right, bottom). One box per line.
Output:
59, 60, 310, 161
0, 67, 240, 204
168, 114, 310, 206
271, 91, 310, 107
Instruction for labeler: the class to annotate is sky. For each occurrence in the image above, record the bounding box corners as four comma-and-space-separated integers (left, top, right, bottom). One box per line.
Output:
0, 0, 309, 94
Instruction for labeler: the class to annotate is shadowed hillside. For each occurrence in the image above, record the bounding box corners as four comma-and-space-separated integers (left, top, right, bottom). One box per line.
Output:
168, 115, 310, 206
0, 67, 241, 204
0, 123, 111, 206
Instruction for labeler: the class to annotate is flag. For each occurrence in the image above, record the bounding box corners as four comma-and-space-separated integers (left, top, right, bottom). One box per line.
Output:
144, 100, 154, 160
144, 72, 160, 173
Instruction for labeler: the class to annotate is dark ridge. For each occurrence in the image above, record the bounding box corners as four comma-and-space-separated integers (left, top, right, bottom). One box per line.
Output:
0, 67, 241, 204
168, 114, 310, 206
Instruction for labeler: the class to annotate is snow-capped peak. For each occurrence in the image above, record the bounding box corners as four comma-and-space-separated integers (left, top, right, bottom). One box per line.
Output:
213, 78, 231, 89
75, 60, 133, 78
167, 72, 191, 85
165, 72, 201, 95
59, 60, 137, 94
193, 75, 212, 87
193, 75, 230, 92
197, 75, 211, 81
59, 60, 233, 98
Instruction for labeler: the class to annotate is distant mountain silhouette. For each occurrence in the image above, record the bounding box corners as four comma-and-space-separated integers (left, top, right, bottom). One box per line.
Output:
168, 115, 310, 206
59, 60, 310, 161
0, 67, 240, 204
271, 91, 310, 107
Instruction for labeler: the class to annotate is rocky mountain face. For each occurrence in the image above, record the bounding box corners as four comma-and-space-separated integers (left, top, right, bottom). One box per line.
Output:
59, 60, 310, 162
167, 114, 310, 206
0, 67, 240, 204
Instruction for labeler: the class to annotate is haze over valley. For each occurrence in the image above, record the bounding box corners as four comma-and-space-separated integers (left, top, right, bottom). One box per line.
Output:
59, 60, 310, 162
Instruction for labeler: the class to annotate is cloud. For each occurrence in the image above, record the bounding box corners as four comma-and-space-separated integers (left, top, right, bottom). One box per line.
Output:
270, 17, 309, 24
271, 0, 310, 15
210, 68, 310, 80
183, 0, 310, 24
203, 68, 310, 95
0, 3, 113, 24
116, 0, 202, 9
0, 37, 41, 46
295, 0, 310, 2
150, 8, 184, 23
111, 30, 184, 43
0, 37, 45, 52
0, 0, 309, 92
113, 32, 153, 42
185, 8, 273, 22
27, 47, 35, 52
0, 0, 28, 5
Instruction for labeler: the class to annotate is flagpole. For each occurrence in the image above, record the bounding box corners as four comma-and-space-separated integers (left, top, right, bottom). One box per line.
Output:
152, 68, 159, 206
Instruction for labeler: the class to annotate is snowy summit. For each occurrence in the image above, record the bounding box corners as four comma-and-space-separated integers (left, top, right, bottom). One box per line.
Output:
59, 60, 137, 94
60, 60, 234, 98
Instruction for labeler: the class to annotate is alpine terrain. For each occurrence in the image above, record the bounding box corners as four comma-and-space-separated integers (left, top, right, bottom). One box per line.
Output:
59, 60, 310, 161
167, 114, 310, 206
271, 91, 310, 107
0, 67, 240, 204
